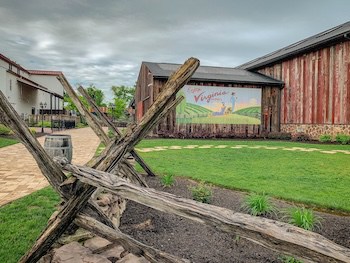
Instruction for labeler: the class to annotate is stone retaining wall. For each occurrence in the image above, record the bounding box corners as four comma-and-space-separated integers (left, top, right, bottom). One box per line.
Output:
281, 124, 350, 140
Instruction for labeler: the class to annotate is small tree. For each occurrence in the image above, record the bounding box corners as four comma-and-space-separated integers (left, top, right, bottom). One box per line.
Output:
64, 85, 106, 112
111, 85, 135, 103
110, 85, 135, 120
86, 85, 106, 107
64, 92, 89, 112
109, 99, 126, 120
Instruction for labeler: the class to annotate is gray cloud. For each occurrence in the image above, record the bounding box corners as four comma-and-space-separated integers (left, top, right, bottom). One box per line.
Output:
0, 0, 349, 101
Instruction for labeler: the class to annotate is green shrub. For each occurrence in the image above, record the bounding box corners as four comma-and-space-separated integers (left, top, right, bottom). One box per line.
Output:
267, 132, 292, 140
161, 174, 175, 188
279, 255, 303, 263
319, 134, 332, 143
33, 121, 51, 128
0, 124, 12, 135
286, 207, 321, 231
107, 129, 115, 138
292, 132, 310, 141
76, 123, 88, 128
335, 133, 350, 145
190, 182, 212, 203
242, 193, 275, 216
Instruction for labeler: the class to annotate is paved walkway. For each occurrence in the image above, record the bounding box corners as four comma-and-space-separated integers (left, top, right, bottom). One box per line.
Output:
0, 127, 101, 206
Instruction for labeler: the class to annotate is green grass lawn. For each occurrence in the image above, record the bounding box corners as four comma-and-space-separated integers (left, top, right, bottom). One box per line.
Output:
177, 113, 260, 124
0, 187, 59, 263
135, 139, 350, 212
0, 137, 18, 148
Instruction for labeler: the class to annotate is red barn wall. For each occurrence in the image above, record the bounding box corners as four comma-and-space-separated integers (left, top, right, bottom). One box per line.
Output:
136, 74, 281, 138
257, 40, 350, 138
135, 64, 153, 122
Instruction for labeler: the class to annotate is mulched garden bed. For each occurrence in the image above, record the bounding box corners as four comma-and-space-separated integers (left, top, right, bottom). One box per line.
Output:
120, 176, 350, 263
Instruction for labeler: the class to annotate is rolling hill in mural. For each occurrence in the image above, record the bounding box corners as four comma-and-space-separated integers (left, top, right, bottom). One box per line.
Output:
176, 85, 261, 124
184, 103, 212, 115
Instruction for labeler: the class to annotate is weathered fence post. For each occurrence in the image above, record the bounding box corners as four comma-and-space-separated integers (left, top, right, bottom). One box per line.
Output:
14, 58, 199, 263
78, 85, 156, 177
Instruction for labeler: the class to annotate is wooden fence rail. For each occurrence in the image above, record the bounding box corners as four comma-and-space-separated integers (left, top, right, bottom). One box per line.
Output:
58, 159, 350, 263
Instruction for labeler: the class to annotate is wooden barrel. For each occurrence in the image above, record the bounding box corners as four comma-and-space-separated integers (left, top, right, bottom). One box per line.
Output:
44, 134, 73, 163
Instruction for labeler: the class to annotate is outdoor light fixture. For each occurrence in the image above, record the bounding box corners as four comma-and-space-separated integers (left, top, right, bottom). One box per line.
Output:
40, 102, 47, 133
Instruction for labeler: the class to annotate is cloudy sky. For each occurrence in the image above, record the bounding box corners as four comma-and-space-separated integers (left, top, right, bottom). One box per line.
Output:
0, 0, 349, 101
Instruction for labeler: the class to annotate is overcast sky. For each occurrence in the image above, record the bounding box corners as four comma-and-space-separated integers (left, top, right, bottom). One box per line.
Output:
0, 0, 349, 101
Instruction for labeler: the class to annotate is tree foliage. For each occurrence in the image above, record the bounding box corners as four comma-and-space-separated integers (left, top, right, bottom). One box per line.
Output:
109, 85, 135, 120
86, 85, 106, 107
111, 85, 135, 103
63, 92, 89, 112
63, 85, 106, 112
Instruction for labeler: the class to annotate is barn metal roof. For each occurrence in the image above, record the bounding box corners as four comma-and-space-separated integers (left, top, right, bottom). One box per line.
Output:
239, 21, 350, 70
143, 61, 283, 86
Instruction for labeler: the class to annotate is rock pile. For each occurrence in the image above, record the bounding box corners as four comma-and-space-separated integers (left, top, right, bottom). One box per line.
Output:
94, 191, 126, 228
39, 237, 149, 263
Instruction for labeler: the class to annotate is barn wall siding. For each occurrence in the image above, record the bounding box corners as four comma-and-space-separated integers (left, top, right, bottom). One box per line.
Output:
258, 41, 350, 126
135, 64, 154, 121
144, 78, 280, 137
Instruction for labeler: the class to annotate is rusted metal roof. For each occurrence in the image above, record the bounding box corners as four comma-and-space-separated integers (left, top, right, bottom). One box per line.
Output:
239, 21, 350, 70
27, 70, 63, 76
143, 61, 283, 86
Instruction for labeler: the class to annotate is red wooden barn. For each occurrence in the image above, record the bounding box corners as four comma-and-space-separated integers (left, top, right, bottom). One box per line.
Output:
135, 21, 350, 139
239, 21, 350, 139
135, 62, 283, 138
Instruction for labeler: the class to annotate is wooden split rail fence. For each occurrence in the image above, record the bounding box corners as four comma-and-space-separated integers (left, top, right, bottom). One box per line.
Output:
0, 58, 350, 263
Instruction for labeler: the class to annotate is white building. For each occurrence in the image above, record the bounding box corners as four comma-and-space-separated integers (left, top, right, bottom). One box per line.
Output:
0, 53, 69, 119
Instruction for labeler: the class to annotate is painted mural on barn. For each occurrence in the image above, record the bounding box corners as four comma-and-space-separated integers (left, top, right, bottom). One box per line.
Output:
176, 85, 262, 124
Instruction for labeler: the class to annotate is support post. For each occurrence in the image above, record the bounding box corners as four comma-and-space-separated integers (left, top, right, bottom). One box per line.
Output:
78, 85, 156, 177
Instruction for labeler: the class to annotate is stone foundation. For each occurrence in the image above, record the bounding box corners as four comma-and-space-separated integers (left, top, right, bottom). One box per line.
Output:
281, 124, 350, 140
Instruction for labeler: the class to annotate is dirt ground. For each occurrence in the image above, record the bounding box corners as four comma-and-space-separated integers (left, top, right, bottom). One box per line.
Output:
120, 176, 350, 263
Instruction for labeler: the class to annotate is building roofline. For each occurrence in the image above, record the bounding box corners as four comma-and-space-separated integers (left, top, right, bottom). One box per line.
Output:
0, 53, 66, 79
0, 53, 30, 73
154, 75, 284, 87
27, 70, 64, 76
238, 21, 350, 70
142, 61, 284, 87
17, 78, 64, 99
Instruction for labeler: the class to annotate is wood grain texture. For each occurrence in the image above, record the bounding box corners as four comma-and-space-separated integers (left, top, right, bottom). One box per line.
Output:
138, 73, 281, 136
78, 86, 155, 177
60, 161, 350, 263
91, 58, 199, 172
19, 185, 96, 263
0, 90, 117, 262
258, 41, 350, 125
0, 90, 66, 194
57, 75, 109, 144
